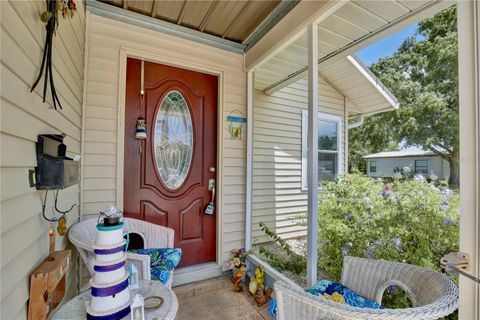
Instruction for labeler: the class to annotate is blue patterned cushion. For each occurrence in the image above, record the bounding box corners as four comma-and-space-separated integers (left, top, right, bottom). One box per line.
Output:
129, 248, 182, 284
305, 279, 383, 309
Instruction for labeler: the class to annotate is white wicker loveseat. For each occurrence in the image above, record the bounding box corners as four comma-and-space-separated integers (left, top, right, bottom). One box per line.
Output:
69, 217, 175, 288
274, 256, 458, 320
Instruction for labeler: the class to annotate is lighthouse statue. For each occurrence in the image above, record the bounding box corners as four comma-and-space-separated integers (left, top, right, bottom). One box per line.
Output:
86, 207, 131, 320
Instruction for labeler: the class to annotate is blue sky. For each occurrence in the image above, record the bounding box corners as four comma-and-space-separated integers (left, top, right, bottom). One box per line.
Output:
356, 23, 419, 66
356, 23, 425, 152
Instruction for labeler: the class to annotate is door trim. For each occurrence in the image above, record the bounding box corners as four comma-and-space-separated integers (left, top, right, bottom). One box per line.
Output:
116, 46, 225, 269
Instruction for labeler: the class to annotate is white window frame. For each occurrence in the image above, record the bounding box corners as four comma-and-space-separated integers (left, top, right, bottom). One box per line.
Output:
301, 110, 343, 190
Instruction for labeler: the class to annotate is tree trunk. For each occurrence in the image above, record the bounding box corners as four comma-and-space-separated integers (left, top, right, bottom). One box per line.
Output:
448, 148, 460, 187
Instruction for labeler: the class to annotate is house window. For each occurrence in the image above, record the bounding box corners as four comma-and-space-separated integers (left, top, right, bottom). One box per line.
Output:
370, 160, 377, 173
301, 110, 342, 190
415, 160, 429, 174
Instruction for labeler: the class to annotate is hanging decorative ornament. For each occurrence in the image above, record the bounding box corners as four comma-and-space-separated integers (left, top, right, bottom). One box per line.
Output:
32, 0, 77, 110
135, 117, 147, 140
48, 222, 56, 261
57, 216, 67, 236
227, 110, 247, 140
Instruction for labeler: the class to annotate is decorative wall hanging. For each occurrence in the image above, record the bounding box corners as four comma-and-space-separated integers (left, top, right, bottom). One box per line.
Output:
31, 0, 77, 110
28, 250, 71, 320
135, 117, 147, 139
227, 110, 247, 140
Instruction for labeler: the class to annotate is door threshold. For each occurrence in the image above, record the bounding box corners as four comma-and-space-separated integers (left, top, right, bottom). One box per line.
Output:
173, 262, 223, 287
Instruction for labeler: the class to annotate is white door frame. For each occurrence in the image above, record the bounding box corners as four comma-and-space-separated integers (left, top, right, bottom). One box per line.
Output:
115, 46, 225, 269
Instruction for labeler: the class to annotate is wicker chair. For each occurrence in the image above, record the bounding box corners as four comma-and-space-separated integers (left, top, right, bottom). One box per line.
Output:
69, 217, 175, 288
274, 256, 458, 320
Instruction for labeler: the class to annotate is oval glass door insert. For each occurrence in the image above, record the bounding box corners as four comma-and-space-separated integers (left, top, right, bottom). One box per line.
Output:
154, 90, 193, 189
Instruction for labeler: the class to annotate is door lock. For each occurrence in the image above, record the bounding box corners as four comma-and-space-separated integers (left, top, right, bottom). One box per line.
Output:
208, 179, 215, 191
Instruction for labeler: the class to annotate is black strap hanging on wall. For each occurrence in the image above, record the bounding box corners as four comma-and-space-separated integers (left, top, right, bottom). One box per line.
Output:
31, 0, 78, 110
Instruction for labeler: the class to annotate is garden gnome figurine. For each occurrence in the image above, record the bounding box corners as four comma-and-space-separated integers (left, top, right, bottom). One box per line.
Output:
233, 265, 246, 292
255, 284, 273, 306
248, 274, 258, 295
255, 266, 265, 285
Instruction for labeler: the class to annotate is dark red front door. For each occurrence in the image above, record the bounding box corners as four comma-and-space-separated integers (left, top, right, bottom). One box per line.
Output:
124, 58, 217, 267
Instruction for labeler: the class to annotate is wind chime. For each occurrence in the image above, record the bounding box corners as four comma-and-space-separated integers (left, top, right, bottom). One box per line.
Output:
31, 0, 77, 110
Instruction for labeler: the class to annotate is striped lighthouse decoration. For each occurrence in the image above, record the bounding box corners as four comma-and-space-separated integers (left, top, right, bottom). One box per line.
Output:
86, 211, 131, 320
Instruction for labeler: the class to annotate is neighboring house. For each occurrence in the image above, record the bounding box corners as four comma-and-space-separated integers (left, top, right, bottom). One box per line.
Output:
364, 150, 450, 180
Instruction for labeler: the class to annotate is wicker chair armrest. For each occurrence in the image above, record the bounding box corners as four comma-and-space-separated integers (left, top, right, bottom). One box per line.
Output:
274, 279, 458, 320
126, 252, 151, 281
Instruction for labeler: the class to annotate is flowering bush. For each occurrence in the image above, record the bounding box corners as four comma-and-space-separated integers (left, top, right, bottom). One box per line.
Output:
317, 174, 459, 282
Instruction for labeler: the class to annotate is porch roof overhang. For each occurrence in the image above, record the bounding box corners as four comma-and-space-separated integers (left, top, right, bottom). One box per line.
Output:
249, 0, 454, 116
320, 54, 399, 116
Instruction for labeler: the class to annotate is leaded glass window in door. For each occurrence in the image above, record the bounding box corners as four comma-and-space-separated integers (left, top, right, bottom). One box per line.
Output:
154, 90, 193, 189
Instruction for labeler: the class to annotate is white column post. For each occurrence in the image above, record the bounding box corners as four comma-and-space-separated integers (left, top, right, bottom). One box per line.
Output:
307, 22, 319, 287
245, 70, 254, 250
344, 97, 349, 173
457, 1, 479, 318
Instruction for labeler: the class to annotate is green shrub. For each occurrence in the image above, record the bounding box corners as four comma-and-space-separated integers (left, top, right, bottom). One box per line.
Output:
259, 173, 459, 313
316, 174, 459, 280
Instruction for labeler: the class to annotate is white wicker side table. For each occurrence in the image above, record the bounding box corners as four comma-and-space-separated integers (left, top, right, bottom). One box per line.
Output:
51, 280, 178, 320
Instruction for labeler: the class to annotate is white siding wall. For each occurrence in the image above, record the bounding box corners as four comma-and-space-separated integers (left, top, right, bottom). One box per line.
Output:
367, 156, 450, 179
251, 78, 345, 243
82, 13, 246, 270
0, 1, 85, 318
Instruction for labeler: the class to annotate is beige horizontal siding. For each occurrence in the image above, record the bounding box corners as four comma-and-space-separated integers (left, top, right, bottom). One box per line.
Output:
82, 13, 246, 270
0, 0, 85, 318
252, 78, 345, 243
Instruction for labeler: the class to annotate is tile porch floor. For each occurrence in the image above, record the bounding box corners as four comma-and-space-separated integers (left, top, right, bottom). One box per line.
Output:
173, 276, 274, 320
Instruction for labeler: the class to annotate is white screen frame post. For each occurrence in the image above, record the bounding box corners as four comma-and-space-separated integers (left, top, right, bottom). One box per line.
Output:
306, 22, 319, 288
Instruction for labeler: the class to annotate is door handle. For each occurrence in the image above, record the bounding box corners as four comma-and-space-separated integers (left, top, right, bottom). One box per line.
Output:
205, 179, 215, 215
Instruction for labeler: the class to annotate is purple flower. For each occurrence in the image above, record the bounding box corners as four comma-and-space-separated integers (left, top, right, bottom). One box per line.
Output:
341, 242, 352, 255
442, 219, 453, 226
372, 240, 383, 247
363, 197, 371, 204
391, 238, 403, 252
442, 189, 453, 195
414, 174, 425, 183
367, 205, 373, 211
387, 285, 398, 294
391, 238, 401, 247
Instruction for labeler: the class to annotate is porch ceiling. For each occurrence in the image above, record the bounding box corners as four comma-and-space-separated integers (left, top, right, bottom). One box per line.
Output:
98, 0, 292, 44
254, 0, 453, 115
